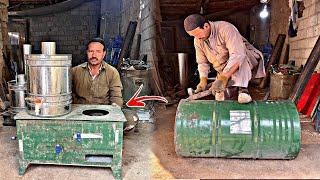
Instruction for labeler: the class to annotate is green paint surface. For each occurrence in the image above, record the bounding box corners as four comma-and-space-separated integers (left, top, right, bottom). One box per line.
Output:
16, 105, 125, 180
175, 100, 301, 159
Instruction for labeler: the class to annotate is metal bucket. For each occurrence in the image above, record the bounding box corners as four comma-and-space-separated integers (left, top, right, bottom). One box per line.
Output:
7, 76, 27, 113
26, 54, 72, 117
270, 73, 299, 100
175, 100, 301, 159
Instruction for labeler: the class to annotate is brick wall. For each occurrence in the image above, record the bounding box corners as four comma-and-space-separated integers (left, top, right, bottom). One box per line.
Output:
140, 0, 164, 95
140, 0, 161, 55
28, 0, 100, 66
289, 0, 320, 71
100, 0, 121, 41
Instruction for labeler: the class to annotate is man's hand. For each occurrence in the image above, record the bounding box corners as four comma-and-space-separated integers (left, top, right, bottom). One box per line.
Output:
195, 77, 208, 93
111, 103, 121, 109
210, 74, 229, 93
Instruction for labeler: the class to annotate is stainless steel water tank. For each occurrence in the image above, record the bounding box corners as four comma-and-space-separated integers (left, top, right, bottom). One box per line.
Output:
25, 44, 72, 117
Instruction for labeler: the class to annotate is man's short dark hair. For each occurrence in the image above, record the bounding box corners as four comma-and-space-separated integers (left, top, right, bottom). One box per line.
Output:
184, 14, 207, 31
86, 37, 106, 51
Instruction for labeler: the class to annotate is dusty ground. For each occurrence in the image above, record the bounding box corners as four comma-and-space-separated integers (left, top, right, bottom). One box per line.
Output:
1, 101, 320, 179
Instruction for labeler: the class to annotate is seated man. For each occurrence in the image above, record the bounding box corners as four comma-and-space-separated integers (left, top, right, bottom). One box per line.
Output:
72, 38, 123, 106
184, 14, 266, 103
72, 37, 137, 131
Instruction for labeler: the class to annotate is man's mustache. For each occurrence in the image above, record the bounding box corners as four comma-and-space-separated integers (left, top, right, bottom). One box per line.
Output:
89, 57, 98, 61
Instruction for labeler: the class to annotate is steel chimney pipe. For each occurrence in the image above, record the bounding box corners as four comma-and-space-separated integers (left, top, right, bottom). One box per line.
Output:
41, 42, 56, 55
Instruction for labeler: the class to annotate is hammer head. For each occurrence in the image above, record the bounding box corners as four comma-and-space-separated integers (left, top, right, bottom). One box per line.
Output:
187, 88, 194, 96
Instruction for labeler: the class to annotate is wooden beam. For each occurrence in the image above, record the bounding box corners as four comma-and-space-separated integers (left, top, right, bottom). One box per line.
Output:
160, 0, 199, 4
160, 3, 198, 8
259, 34, 286, 88
117, 21, 137, 69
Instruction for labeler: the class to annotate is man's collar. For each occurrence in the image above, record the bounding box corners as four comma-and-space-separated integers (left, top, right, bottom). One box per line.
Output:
208, 21, 216, 39
80, 62, 87, 68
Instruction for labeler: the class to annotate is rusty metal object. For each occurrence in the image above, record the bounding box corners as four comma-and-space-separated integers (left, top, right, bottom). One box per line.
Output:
187, 89, 212, 100
269, 73, 299, 100
187, 80, 237, 101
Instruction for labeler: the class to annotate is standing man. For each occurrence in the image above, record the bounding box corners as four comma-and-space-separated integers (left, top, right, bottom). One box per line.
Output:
184, 14, 266, 103
72, 37, 123, 106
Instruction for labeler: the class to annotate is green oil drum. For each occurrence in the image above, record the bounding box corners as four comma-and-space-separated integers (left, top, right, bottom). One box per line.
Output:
175, 100, 301, 159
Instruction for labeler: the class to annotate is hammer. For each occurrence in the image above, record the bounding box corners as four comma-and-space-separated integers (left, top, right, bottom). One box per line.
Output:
187, 82, 213, 100
187, 79, 235, 101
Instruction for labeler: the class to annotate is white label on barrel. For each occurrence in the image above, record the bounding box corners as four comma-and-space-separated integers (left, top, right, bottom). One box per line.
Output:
230, 110, 251, 134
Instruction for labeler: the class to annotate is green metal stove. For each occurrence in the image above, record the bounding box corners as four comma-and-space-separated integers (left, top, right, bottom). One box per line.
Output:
15, 104, 126, 180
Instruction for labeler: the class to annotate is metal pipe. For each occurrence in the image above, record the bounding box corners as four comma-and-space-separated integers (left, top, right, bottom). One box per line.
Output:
178, 53, 189, 89
23, 44, 32, 75
41, 42, 56, 55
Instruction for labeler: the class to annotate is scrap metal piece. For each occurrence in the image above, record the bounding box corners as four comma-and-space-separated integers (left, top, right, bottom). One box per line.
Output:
187, 90, 213, 100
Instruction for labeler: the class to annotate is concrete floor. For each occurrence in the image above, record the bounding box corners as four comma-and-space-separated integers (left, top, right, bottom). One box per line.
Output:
1, 103, 320, 179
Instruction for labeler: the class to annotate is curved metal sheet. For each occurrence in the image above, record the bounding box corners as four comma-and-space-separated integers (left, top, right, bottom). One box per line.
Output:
175, 100, 301, 159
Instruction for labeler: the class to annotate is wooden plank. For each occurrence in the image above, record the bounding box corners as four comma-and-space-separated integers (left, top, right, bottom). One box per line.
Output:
160, 0, 199, 4
160, 3, 199, 7
132, 34, 141, 60
290, 36, 320, 103
117, 21, 137, 69
280, 44, 290, 65
259, 34, 286, 88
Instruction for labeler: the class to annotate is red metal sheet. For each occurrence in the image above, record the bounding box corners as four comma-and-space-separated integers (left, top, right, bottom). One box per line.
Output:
296, 73, 320, 117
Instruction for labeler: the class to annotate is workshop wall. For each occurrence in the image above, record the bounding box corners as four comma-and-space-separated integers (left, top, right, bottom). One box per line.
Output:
269, 0, 290, 64
249, 5, 270, 49
0, 0, 8, 80
139, 0, 164, 95
120, 0, 140, 59
160, 11, 251, 54
160, 19, 192, 53
100, 0, 121, 41
269, 0, 290, 45
140, 0, 162, 56
28, 0, 101, 66
289, 0, 320, 70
